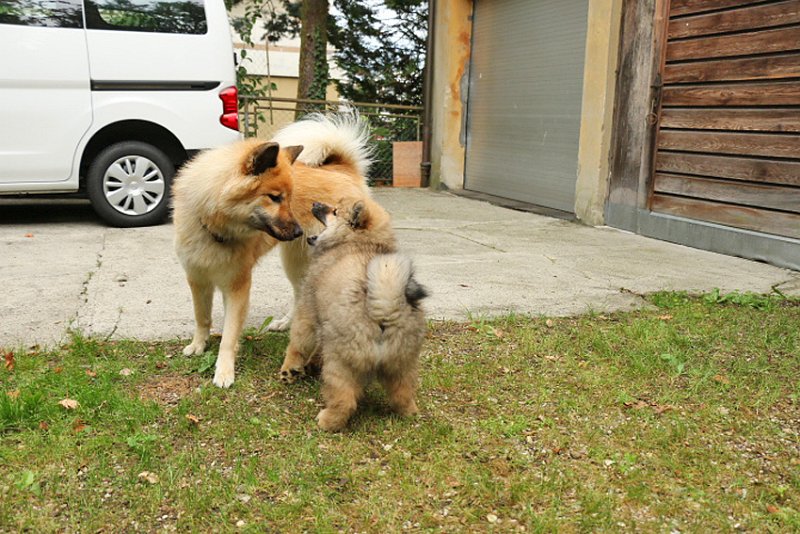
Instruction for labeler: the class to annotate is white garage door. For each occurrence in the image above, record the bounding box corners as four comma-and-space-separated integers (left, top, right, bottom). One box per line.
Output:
465, 0, 589, 213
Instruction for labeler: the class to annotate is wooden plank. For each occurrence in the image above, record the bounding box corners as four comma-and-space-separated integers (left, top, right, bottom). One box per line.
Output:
654, 172, 800, 211
656, 151, 800, 185
660, 108, 800, 132
666, 26, 800, 62
658, 129, 800, 158
664, 53, 800, 83
607, 0, 661, 210
670, 0, 770, 17
668, 1, 800, 39
651, 194, 800, 238
662, 81, 800, 106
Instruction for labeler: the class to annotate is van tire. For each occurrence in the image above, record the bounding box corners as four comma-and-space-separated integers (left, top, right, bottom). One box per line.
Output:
87, 141, 174, 227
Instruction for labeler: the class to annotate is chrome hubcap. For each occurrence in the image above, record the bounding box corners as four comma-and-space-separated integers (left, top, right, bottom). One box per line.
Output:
103, 156, 165, 216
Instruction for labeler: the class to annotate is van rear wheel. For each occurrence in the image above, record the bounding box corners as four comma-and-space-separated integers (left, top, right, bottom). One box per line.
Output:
87, 141, 174, 227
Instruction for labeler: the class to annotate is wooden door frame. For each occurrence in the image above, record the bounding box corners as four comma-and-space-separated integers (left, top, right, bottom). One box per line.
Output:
604, 0, 800, 270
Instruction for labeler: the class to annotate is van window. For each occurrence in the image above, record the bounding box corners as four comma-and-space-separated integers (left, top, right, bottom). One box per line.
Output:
0, 0, 83, 28
84, 0, 207, 34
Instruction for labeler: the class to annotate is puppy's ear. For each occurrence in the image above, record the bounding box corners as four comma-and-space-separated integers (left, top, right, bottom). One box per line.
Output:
248, 142, 280, 175
284, 145, 304, 164
349, 200, 369, 229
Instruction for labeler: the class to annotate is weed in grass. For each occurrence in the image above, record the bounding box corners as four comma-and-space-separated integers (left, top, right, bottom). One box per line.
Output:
13, 469, 40, 496
194, 350, 217, 376
701, 287, 789, 310
126, 433, 160, 461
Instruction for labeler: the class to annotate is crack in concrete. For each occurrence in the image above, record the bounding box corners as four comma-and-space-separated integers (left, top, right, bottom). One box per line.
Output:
395, 225, 507, 252
443, 230, 507, 252
73, 231, 107, 334
772, 275, 800, 296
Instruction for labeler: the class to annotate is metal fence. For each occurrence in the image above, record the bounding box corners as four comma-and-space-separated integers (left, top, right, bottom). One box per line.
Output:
239, 96, 423, 185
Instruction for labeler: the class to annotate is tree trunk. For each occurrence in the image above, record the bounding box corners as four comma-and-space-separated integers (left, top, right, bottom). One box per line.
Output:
297, 0, 329, 115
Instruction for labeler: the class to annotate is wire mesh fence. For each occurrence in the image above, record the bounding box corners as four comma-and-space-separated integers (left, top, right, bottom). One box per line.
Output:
239, 96, 423, 185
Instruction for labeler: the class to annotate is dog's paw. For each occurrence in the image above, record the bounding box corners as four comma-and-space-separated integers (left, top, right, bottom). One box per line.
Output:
279, 365, 305, 384
316, 409, 346, 432
267, 314, 292, 332
182, 340, 207, 356
212, 363, 235, 388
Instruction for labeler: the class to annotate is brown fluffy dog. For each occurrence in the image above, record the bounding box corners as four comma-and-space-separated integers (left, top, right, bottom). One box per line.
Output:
281, 198, 428, 431
173, 112, 371, 388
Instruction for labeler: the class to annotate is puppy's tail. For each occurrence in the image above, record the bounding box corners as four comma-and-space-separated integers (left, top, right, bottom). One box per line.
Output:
366, 254, 428, 325
271, 106, 373, 178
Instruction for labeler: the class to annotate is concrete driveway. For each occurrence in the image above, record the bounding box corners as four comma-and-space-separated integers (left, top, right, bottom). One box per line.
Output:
1, 188, 798, 348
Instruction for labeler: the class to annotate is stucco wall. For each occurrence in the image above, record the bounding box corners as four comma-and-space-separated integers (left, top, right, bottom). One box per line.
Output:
574, 0, 623, 225
429, 0, 473, 190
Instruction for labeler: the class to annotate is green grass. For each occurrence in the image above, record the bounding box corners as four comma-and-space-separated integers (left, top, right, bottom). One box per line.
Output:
1, 291, 799, 532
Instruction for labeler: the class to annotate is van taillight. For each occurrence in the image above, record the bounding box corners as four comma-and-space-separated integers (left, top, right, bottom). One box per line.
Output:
219, 86, 239, 131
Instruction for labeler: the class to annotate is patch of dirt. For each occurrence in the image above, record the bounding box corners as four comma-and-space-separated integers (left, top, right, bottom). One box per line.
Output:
138, 374, 200, 407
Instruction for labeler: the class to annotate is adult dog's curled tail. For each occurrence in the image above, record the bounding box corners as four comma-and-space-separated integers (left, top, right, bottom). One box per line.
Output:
366, 254, 428, 325
271, 107, 373, 178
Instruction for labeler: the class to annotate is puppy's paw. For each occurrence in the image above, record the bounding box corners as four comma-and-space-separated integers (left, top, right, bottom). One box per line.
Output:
316, 409, 346, 432
279, 364, 305, 384
182, 340, 207, 356
267, 314, 292, 332
212, 362, 235, 389
394, 400, 419, 417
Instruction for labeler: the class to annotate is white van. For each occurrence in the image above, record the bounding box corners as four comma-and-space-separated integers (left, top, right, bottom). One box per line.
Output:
0, 0, 240, 226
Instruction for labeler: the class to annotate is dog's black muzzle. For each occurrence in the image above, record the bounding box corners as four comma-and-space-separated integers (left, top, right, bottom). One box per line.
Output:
311, 202, 332, 226
249, 208, 303, 242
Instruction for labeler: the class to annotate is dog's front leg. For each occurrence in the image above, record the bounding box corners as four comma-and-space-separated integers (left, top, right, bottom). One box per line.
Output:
269, 241, 310, 331
213, 275, 251, 388
280, 298, 316, 384
183, 278, 213, 356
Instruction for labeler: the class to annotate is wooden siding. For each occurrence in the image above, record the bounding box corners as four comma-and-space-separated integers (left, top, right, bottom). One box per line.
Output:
652, 0, 800, 239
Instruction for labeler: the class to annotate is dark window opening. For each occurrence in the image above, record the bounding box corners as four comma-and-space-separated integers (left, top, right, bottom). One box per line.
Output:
84, 0, 206, 34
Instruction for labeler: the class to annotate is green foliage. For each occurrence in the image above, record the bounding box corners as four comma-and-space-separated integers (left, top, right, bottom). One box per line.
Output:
229, 0, 427, 106
701, 288, 791, 310
14, 470, 41, 495
195, 351, 217, 376
307, 27, 330, 101
126, 433, 159, 460
650, 288, 796, 311
330, 0, 427, 106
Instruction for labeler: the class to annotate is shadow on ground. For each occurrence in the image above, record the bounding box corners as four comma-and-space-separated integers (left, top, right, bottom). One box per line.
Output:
0, 199, 103, 226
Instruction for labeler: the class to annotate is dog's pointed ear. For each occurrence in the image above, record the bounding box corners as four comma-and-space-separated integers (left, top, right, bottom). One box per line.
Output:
349, 200, 368, 229
284, 145, 303, 164
248, 142, 280, 175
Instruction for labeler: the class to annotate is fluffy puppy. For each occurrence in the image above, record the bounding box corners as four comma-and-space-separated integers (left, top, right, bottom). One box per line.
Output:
281, 198, 428, 431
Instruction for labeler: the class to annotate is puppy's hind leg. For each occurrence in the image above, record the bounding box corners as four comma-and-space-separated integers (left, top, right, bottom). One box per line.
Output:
317, 361, 363, 432
183, 278, 214, 356
379, 368, 420, 417
212, 274, 251, 388
269, 240, 309, 331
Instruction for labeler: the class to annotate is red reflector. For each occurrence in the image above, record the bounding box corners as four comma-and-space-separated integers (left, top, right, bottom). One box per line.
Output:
220, 112, 238, 130
218, 86, 239, 131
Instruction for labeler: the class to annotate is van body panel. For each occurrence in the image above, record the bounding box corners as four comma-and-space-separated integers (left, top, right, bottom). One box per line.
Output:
0, 25, 92, 183
89, 91, 240, 150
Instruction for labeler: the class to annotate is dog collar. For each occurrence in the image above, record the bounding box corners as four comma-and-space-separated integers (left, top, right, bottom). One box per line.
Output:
201, 221, 234, 244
